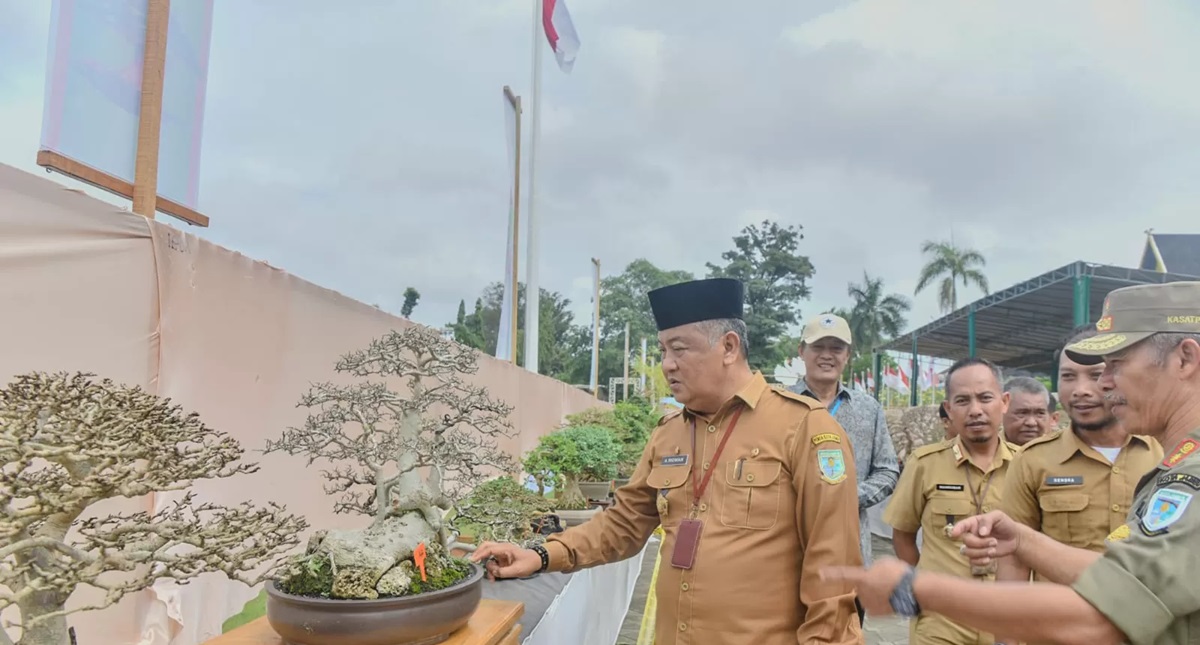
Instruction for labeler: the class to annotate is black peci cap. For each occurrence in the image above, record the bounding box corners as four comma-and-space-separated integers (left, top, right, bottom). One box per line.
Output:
647, 278, 744, 332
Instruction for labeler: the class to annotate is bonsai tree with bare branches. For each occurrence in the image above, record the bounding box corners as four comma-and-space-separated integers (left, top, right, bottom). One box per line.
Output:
0, 372, 306, 645
265, 327, 517, 600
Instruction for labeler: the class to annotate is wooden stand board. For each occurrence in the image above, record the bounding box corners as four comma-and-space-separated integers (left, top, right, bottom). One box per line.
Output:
205, 598, 524, 645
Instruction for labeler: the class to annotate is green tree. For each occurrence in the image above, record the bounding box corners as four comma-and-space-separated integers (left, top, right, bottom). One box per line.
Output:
846, 272, 911, 355
400, 287, 421, 318
448, 299, 486, 350
707, 220, 815, 371
445, 283, 588, 383
915, 240, 989, 313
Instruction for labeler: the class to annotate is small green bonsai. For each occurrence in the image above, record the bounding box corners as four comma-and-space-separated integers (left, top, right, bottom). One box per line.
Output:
523, 425, 621, 510
565, 398, 657, 480
453, 477, 554, 545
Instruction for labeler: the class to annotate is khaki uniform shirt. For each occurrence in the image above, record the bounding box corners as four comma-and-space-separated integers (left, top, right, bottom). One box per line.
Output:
544, 372, 864, 645
1074, 431, 1200, 645
884, 436, 1017, 645
1002, 428, 1162, 554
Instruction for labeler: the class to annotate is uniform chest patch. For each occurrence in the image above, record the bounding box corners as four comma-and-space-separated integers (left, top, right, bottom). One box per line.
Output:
817, 448, 847, 484
1140, 488, 1193, 533
1045, 475, 1083, 487
935, 484, 964, 492
660, 454, 689, 467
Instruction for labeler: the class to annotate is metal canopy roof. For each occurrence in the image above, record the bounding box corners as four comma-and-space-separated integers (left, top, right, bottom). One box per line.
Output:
878, 261, 1200, 374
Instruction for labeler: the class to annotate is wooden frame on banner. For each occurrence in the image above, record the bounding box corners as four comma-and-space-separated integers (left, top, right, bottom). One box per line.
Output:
37, 0, 211, 228
37, 151, 210, 227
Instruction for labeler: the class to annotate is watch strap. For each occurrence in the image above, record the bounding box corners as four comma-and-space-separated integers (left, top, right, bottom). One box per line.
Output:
888, 566, 921, 618
531, 545, 550, 572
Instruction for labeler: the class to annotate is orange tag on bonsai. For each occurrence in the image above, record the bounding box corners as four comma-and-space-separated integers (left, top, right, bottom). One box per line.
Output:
413, 543, 428, 582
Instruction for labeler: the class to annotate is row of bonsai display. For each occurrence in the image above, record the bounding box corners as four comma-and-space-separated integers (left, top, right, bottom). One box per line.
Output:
0, 326, 659, 645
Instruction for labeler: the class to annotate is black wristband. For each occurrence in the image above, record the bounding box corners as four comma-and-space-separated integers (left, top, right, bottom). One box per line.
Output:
531, 545, 550, 572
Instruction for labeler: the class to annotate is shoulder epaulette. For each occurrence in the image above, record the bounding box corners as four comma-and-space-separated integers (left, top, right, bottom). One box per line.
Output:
656, 409, 683, 427
910, 439, 953, 460
772, 388, 823, 410
1018, 429, 1063, 452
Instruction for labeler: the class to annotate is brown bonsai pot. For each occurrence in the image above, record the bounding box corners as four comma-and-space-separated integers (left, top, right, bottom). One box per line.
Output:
265, 562, 484, 645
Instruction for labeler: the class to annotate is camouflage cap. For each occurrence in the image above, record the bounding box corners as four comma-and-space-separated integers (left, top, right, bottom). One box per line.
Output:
1064, 281, 1200, 365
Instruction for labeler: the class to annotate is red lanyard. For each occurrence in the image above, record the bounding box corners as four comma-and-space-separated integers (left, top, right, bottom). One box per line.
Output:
689, 406, 744, 514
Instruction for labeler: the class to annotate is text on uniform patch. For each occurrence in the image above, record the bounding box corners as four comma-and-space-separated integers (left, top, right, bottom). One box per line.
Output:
1045, 475, 1084, 487
660, 454, 688, 466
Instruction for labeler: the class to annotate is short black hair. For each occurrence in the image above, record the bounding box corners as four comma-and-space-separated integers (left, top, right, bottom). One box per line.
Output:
938, 402, 949, 419
944, 357, 1002, 396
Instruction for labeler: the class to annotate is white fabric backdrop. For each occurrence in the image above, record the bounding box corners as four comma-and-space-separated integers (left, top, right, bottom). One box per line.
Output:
524, 543, 648, 645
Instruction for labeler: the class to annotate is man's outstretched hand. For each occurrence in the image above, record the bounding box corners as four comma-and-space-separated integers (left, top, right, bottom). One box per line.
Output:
469, 541, 543, 580
820, 557, 910, 615
950, 510, 1024, 567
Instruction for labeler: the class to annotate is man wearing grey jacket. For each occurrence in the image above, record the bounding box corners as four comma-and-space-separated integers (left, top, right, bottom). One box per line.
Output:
790, 313, 901, 626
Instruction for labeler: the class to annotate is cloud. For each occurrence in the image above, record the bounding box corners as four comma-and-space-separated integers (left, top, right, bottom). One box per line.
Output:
1, 0, 1199, 358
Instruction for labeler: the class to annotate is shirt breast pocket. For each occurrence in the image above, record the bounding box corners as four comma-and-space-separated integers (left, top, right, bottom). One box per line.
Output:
926, 496, 976, 534
1039, 492, 1090, 545
719, 459, 784, 530
646, 464, 692, 527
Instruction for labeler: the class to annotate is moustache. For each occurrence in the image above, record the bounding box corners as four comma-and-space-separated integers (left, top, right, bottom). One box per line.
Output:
1103, 393, 1128, 405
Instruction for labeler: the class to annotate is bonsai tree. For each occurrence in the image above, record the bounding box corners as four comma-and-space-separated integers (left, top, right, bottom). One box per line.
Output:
522, 425, 621, 510
0, 372, 305, 645
452, 477, 553, 545
264, 327, 517, 600
564, 399, 657, 479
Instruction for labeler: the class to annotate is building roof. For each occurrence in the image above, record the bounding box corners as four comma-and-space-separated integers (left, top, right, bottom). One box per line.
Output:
877, 261, 1200, 374
1141, 233, 1200, 278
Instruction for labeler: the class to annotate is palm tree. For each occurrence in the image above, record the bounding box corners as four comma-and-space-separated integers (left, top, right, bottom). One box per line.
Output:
915, 240, 989, 313
847, 273, 911, 354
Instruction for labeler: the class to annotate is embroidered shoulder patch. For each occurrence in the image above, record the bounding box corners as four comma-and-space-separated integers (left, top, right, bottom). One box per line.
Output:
811, 432, 841, 445
1163, 438, 1199, 469
1106, 524, 1130, 543
1158, 472, 1200, 491
1140, 488, 1194, 533
817, 448, 847, 484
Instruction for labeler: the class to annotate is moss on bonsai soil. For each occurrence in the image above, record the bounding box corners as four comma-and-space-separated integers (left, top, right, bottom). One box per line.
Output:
277, 551, 474, 600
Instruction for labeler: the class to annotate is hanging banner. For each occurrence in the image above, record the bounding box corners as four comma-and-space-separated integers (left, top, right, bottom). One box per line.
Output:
39, 0, 214, 222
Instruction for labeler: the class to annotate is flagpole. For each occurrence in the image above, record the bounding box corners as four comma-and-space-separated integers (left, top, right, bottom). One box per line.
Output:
503, 86, 523, 364
524, 0, 544, 374
590, 257, 601, 399
623, 322, 630, 400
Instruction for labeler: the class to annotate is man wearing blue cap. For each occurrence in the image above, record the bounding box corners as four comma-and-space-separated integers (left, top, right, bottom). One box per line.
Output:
473, 278, 865, 644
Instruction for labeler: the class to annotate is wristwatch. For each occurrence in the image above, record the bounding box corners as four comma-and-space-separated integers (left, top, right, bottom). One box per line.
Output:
888, 565, 921, 618
531, 545, 550, 573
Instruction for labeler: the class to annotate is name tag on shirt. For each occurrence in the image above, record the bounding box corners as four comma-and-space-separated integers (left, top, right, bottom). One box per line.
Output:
660, 454, 689, 466
1045, 475, 1083, 487
936, 484, 964, 492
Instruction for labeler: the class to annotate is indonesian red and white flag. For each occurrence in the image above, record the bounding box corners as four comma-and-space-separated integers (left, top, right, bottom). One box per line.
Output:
542, 0, 580, 73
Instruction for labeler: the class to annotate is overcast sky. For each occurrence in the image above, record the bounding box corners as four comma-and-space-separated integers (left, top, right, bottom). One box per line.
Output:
2, 0, 1199, 353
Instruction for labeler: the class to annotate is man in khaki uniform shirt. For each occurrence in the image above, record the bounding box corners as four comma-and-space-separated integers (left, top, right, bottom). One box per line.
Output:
884, 357, 1018, 645
1000, 326, 1162, 560
821, 281, 1200, 645
472, 278, 864, 645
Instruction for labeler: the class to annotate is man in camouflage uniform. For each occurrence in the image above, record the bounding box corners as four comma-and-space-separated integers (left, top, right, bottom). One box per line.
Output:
822, 281, 1200, 645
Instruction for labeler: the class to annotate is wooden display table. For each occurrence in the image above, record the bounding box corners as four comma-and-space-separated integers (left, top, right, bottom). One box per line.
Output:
207, 599, 524, 645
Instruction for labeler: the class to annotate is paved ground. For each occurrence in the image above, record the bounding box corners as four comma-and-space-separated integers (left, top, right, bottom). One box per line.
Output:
615, 534, 909, 644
